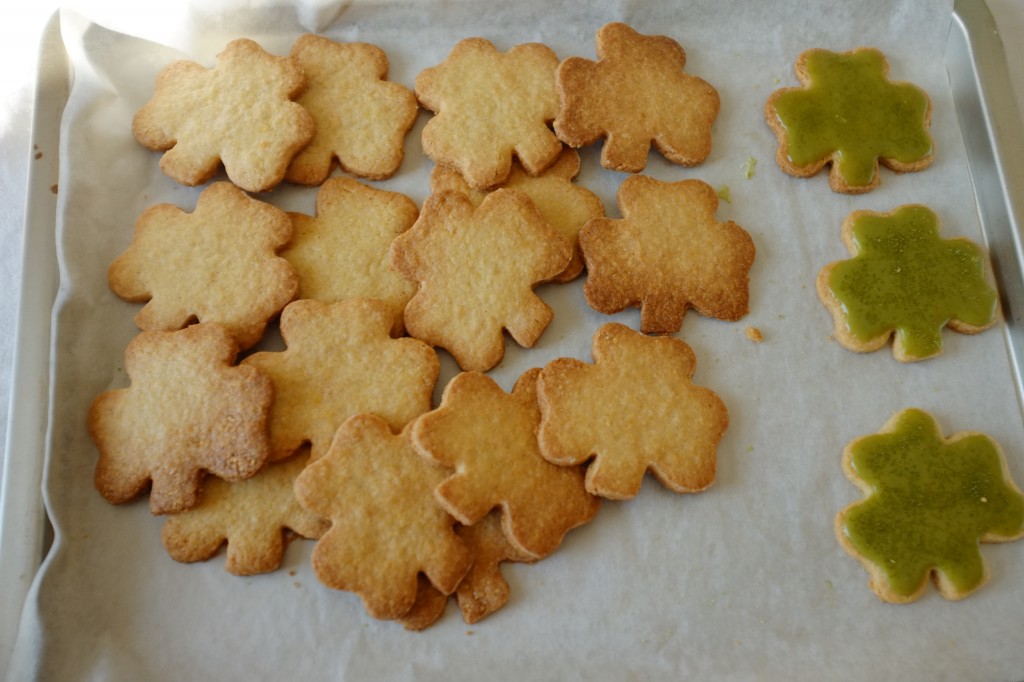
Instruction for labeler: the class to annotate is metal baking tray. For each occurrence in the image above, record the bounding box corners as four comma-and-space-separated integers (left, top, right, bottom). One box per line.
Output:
2, 0, 1023, 677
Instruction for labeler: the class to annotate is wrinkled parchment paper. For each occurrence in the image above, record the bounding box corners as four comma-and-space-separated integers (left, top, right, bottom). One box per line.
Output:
9, 0, 1024, 679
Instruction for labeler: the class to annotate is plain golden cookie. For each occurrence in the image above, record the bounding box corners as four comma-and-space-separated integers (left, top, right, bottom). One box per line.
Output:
89, 323, 272, 515
429, 149, 604, 282
555, 22, 719, 173
580, 175, 755, 334
390, 189, 572, 372
415, 37, 562, 189
108, 181, 298, 350
160, 449, 327, 575
132, 38, 314, 192
294, 415, 472, 621
283, 177, 419, 334
243, 298, 439, 462
412, 368, 601, 559
537, 323, 728, 500
285, 34, 418, 184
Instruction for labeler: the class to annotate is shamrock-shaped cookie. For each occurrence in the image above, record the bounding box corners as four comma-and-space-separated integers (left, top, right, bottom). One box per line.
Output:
765, 47, 934, 194
89, 324, 272, 515
555, 22, 719, 173
390, 189, 572, 372
399, 511, 537, 629
429, 149, 604, 282
817, 205, 999, 362
538, 323, 727, 500
836, 408, 1024, 603
133, 38, 314, 192
580, 175, 755, 334
415, 37, 562, 189
413, 369, 601, 559
282, 177, 419, 334
285, 34, 418, 184
243, 298, 438, 463
108, 182, 298, 350
294, 415, 472, 620
161, 450, 327, 575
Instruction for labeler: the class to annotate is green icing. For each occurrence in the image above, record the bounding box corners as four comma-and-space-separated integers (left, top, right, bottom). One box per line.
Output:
773, 48, 932, 187
842, 409, 1024, 598
827, 205, 997, 359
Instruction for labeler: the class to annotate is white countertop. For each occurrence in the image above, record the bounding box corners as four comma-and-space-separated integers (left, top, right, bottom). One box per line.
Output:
2, 0, 1023, 604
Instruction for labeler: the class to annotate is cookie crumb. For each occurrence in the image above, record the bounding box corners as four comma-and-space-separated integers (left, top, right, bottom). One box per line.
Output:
50, 184, 58, 194
743, 156, 756, 179
716, 185, 731, 203
745, 326, 763, 343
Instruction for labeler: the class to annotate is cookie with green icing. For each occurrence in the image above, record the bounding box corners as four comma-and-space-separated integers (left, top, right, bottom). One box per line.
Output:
836, 408, 1024, 603
817, 205, 999, 362
765, 47, 934, 194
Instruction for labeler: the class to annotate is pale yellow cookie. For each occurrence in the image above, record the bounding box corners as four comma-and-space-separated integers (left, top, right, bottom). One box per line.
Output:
555, 23, 719, 173
537, 322, 727, 500
89, 323, 272, 515
161, 450, 327, 575
429, 149, 603, 282
285, 34, 418, 184
413, 368, 600, 559
132, 38, 314, 192
282, 177, 419, 334
243, 298, 439, 462
294, 415, 472, 621
108, 181, 298, 350
390, 189, 572, 372
416, 37, 563, 189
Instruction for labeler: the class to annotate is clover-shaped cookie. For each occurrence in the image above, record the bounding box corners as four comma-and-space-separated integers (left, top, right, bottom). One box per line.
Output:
161, 450, 327, 575
282, 177, 419, 334
415, 37, 562, 189
89, 323, 272, 515
108, 182, 298, 350
243, 298, 439, 462
765, 47, 934, 194
399, 511, 537, 629
836, 408, 1024, 603
285, 34, 418, 184
294, 415, 472, 620
390, 189, 572, 372
538, 323, 727, 500
132, 38, 314, 192
413, 369, 601, 559
430, 149, 604, 282
555, 22, 719, 173
817, 205, 999, 362
580, 175, 755, 334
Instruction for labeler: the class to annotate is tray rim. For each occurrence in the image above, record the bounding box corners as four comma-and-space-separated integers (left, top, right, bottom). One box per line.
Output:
3, 0, 1024, 676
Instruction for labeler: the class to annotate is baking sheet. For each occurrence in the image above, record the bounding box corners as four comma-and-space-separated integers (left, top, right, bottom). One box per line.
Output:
8, 0, 1024, 679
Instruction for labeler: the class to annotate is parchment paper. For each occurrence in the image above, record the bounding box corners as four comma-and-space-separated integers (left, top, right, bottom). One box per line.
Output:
9, 0, 1024, 679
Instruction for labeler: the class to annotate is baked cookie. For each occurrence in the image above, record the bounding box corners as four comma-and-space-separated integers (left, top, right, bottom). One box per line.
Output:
554, 22, 719, 173
817, 205, 999, 362
429, 149, 604, 282
579, 175, 755, 334
243, 298, 439, 462
282, 177, 419, 334
765, 47, 934, 194
132, 38, 314, 192
161, 450, 327, 575
89, 323, 272, 515
285, 34, 418, 184
412, 368, 601, 559
537, 323, 727, 500
390, 189, 572, 372
294, 415, 472, 621
415, 37, 562, 189
399, 511, 537, 629
836, 408, 1024, 603
108, 181, 298, 350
